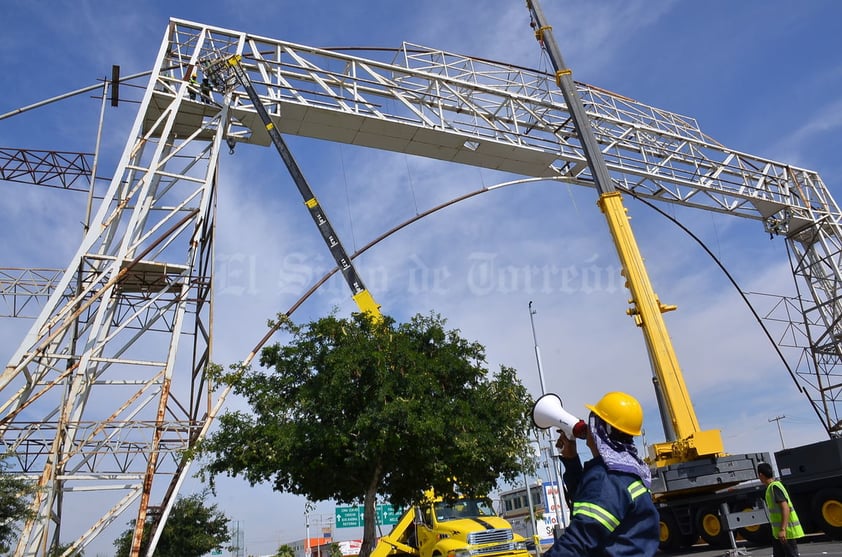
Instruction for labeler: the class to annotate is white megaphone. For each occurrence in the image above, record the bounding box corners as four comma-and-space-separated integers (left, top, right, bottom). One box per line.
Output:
532, 393, 588, 439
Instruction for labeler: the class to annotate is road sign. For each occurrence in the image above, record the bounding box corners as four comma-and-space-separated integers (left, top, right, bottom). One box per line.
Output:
377, 504, 403, 526
336, 504, 404, 528
335, 506, 363, 528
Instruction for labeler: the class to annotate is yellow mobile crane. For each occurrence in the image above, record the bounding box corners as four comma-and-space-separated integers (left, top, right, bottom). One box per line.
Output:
524, 0, 769, 550
201, 54, 381, 318
524, 0, 724, 468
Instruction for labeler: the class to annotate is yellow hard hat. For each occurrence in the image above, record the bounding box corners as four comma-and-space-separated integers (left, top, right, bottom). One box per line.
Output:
585, 391, 643, 436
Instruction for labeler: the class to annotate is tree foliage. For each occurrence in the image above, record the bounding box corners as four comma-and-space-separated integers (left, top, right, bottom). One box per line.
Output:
0, 457, 38, 553
275, 543, 296, 557
112, 491, 230, 557
199, 312, 533, 557
328, 543, 344, 557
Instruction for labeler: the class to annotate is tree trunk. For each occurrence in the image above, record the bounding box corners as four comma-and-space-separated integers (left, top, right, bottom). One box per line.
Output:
358, 464, 382, 557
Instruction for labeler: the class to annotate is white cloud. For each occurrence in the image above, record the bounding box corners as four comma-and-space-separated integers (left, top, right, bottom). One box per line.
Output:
770, 97, 842, 164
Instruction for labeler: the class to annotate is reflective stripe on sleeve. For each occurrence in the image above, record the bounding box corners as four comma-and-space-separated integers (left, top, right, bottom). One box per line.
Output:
627, 480, 648, 500
572, 501, 621, 532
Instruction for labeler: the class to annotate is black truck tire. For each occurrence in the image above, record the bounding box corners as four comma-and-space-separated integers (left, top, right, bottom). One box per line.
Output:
658, 510, 684, 552
811, 487, 842, 539
736, 522, 771, 545
695, 506, 730, 548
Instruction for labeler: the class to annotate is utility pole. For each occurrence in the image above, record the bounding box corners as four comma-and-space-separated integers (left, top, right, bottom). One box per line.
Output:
305, 501, 316, 557
230, 521, 243, 557
521, 467, 541, 557
529, 301, 548, 395
529, 302, 568, 533
769, 415, 787, 449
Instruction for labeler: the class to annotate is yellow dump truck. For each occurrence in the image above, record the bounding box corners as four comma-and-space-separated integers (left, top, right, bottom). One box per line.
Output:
371, 496, 531, 557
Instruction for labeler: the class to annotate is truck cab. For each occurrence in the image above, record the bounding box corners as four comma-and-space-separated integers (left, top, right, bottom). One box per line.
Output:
373, 496, 530, 557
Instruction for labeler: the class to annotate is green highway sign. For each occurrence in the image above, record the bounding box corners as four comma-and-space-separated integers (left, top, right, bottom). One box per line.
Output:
377, 504, 402, 526
335, 504, 404, 528
335, 506, 362, 528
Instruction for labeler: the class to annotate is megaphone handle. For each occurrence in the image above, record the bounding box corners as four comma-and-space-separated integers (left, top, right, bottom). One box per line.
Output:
555, 432, 578, 459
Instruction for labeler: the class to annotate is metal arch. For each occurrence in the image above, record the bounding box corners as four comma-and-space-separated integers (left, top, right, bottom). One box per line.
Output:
162, 18, 842, 436
3, 16, 842, 555
158, 19, 835, 226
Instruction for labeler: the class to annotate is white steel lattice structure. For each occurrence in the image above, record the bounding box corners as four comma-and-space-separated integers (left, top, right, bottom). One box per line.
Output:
2, 17, 842, 555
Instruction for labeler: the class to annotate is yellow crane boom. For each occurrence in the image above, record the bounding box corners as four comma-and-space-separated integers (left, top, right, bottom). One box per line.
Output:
524, 0, 723, 466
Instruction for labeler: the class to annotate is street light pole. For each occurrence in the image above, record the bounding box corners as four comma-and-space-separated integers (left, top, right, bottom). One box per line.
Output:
528, 302, 568, 532
305, 501, 315, 557
529, 301, 548, 395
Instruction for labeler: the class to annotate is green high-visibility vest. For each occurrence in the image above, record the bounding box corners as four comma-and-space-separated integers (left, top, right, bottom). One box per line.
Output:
764, 480, 805, 539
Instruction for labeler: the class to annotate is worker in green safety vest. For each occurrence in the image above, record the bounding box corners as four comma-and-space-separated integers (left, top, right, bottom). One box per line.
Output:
757, 462, 805, 557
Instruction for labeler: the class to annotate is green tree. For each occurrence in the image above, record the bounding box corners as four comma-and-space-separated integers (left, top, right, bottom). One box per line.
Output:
275, 543, 296, 557
199, 312, 533, 557
0, 457, 38, 553
112, 491, 230, 557
328, 542, 344, 557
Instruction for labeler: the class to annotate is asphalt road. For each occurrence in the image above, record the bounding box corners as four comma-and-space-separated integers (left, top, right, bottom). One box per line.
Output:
669, 535, 841, 557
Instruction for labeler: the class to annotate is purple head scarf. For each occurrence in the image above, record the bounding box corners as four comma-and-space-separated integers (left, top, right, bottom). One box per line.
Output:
590, 413, 651, 488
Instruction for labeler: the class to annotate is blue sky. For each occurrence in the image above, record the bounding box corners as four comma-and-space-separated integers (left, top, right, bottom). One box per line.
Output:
2, 1, 842, 556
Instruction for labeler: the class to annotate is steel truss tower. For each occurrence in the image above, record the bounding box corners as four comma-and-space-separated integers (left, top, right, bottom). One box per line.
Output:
3, 17, 842, 555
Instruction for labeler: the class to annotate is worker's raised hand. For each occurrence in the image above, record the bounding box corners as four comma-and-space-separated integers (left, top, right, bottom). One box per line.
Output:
556, 430, 578, 459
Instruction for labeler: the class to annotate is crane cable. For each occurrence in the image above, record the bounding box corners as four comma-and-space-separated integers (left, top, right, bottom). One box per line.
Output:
625, 192, 813, 396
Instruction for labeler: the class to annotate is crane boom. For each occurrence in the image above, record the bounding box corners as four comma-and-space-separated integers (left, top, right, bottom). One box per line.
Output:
523, 0, 722, 466
202, 54, 381, 318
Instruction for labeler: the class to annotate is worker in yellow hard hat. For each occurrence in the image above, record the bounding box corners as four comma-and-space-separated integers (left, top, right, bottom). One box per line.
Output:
543, 392, 659, 557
